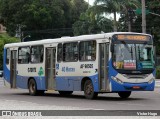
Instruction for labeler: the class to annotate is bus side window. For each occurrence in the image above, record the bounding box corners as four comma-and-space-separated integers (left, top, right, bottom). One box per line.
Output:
57, 43, 62, 62
63, 42, 78, 62
31, 45, 44, 63
18, 47, 30, 64
79, 40, 96, 61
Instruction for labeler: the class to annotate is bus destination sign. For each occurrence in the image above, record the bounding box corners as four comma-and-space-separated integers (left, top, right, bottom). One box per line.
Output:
116, 35, 150, 41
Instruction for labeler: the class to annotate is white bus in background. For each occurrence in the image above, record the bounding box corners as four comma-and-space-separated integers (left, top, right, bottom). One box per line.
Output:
3, 32, 155, 99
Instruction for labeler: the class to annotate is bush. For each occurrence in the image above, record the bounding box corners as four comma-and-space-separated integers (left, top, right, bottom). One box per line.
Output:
0, 33, 19, 69
156, 67, 160, 79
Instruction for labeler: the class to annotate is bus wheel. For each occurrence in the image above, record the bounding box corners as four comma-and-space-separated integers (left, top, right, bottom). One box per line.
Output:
118, 91, 131, 99
59, 91, 73, 96
29, 79, 38, 96
84, 80, 98, 99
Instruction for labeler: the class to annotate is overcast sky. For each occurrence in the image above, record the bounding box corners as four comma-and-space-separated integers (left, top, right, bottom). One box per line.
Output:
84, 0, 120, 20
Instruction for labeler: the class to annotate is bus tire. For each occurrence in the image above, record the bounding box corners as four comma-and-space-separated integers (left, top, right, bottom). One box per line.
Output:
59, 91, 73, 96
84, 80, 98, 99
28, 78, 38, 96
118, 91, 131, 99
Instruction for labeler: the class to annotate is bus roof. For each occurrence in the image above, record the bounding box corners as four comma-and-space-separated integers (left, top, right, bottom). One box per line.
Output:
4, 32, 151, 48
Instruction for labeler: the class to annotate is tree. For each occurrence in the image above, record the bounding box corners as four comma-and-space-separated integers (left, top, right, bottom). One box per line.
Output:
146, 0, 160, 55
94, 0, 140, 31
0, 0, 88, 39
70, 0, 88, 24
73, 9, 113, 36
0, 33, 19, 69
118, 0, 160, 62
94, 0, 119, 31
0, 0, 67, 35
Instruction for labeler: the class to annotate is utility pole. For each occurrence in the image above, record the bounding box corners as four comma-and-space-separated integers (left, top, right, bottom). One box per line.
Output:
88, 0, 89, 9
142, 0, 146, 33
128, 20, 131, 32
128, 9, 133, 32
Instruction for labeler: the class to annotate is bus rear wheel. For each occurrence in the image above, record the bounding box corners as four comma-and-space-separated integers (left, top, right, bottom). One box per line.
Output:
118, 91, 131, 99
59, 91, 73, 96
84, 80, 98, 99
29, 79, 37, 96
29, 79, 45, 96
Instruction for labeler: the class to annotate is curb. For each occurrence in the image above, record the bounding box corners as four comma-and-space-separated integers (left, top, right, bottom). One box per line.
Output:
155, 80, 160, 88
45, 90, 55, 93
155, 85, 160, 88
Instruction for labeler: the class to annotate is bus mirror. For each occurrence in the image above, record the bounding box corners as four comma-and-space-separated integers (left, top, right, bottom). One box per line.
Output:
154, 46, 157, 67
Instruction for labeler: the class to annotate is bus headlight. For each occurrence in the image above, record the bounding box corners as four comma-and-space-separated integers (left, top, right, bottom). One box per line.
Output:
111, 76, 123, 84
148, 78, 155, 84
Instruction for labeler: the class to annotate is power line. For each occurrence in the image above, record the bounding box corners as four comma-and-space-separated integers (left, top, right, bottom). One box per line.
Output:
22, 28, 73, 34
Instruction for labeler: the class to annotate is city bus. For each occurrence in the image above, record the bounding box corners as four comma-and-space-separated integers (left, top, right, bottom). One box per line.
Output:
3, 32, 155, 99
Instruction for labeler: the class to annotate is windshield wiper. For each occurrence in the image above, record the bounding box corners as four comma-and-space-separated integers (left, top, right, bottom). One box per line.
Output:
130, 46, 133, 60
138, 45, 141, 61
121, 41, 131, 52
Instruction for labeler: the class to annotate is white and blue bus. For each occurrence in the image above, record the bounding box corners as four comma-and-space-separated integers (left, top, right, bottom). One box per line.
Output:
3, 32, 155, 99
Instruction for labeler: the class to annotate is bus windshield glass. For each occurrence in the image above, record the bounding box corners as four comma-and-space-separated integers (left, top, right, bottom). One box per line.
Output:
112, 35, 155, 71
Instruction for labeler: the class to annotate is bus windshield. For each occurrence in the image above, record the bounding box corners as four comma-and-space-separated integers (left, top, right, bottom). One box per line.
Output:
113, 43, 155, 71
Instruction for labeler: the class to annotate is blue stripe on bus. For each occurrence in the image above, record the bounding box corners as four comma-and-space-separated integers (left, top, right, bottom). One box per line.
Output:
56, 74, 99, 92
16, 75, 46, 90
5, 74, 99, 91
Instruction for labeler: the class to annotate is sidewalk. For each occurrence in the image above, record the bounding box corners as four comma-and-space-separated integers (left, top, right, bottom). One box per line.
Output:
155, 79, 160, 88
0, 78, 4, 87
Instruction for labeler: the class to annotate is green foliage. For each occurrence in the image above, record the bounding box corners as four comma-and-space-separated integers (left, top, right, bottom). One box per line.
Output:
0, 33, 19, 69
73, 0, 140, 35
73, 9, 113, 36
0, 0, 88, 38
146, 0, 160, 55
70, 0, 89, 24
119, 0, 160, 54
156, 67, 160, 79
94, 0, 140, 31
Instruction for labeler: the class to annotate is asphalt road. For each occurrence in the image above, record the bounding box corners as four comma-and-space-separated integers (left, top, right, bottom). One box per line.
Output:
0, 78, 160, 118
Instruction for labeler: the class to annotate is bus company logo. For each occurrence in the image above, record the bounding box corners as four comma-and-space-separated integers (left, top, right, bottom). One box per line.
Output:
56, 64, 59, 70
2, 111, 12, 116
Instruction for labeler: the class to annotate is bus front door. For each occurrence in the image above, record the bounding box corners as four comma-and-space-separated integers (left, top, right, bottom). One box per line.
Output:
99, 43, 110, 91
10, 50, 17, 88
45, 47, 56, 90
